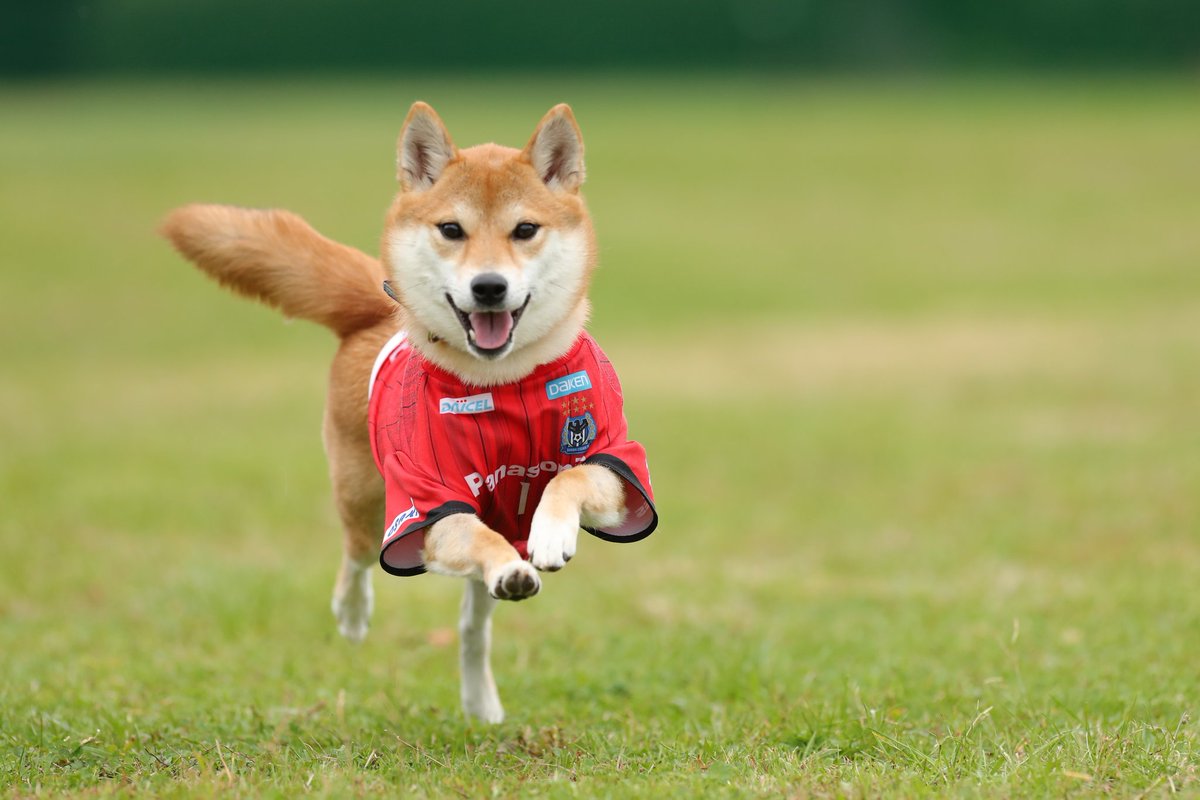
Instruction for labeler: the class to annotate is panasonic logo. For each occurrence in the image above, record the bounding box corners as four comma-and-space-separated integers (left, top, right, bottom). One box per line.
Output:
464, 456, 588, 497
439, 392, 495, 415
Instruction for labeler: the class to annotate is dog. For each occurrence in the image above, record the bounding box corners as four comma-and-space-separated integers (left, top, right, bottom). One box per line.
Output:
161, 102, 658, 722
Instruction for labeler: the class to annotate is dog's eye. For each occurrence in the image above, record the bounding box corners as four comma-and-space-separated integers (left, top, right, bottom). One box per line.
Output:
512, 222, 540, 241
437, 222, 465, 241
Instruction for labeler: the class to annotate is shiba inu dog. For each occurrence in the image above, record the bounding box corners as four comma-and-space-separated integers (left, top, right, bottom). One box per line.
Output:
161, 103, 658, 723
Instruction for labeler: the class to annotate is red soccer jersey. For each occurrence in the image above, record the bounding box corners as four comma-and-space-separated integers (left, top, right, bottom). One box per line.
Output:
368, 331, 657, 576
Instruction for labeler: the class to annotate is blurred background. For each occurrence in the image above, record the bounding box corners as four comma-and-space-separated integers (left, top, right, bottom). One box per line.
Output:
5, 0, 1200, 74
2, 1, 1199, 794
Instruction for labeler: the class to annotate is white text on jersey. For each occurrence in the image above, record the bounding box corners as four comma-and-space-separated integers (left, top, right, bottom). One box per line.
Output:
465, 456, 587, 497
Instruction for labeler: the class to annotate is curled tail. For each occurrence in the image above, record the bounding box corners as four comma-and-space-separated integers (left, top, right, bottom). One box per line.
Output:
160, 204, 394, 338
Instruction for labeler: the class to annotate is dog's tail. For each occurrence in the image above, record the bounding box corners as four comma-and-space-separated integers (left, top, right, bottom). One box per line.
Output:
160, 204, 394, 338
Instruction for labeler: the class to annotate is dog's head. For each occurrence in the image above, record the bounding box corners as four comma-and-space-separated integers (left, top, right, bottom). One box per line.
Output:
382, 102, 596, 383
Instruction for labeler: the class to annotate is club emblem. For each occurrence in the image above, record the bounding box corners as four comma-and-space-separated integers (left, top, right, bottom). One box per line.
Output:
559, 395, 598, 454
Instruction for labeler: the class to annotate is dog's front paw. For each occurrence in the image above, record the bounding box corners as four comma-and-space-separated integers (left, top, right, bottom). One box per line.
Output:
527, 509, 579, 572
488, 560, 541, 601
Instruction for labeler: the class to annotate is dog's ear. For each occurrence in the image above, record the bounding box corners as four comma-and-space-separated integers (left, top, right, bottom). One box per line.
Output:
397, 102, 457, 191
523, 104, 585, 192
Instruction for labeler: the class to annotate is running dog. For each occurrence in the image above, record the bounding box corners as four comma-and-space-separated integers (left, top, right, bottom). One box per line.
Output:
161, 103, 658, 722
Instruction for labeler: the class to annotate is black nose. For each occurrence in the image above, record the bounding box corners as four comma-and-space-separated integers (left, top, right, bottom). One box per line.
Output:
471, 273, 508, 306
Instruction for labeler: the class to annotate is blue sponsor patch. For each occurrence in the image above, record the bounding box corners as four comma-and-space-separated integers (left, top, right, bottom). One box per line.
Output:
384, 500, 419, 541
546, 370, 592, 399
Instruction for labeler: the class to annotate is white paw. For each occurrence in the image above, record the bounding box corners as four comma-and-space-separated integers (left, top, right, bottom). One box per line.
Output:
462, 687, 505, 724
331, 570, 373, 643
488, 560, 541, 601
527, 509, 579, 572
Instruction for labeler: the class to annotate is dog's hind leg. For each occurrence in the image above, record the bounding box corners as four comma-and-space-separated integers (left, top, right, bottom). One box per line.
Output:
459, 579, 504, 723
324, 390, 385, 643
329, 474, 382, 643
324, 328, 391, 643
331, 523, 379, 644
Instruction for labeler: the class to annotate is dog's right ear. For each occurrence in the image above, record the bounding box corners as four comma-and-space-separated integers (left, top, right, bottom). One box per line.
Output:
397, 102, 457, 191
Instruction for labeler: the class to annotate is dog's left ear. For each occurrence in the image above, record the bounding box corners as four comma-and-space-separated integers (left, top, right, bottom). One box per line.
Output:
523, 104, 585, 192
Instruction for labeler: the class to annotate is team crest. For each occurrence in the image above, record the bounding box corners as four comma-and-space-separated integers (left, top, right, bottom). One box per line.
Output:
559, 395, 598, 454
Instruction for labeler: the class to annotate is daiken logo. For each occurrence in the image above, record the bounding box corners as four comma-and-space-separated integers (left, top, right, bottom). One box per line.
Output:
439, 392, 495, 415
545, 370, 592, 399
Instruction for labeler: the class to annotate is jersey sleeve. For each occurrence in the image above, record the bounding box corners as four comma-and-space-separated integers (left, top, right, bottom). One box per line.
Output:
379, 451, 479, 576
581, 354, 658, 543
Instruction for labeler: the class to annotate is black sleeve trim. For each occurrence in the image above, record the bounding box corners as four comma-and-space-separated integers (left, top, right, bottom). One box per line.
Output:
581, 453, 659, 543
378, 501, 477, 576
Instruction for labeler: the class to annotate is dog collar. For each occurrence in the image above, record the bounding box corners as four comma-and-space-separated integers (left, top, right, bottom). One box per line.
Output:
383, 282, 441, 344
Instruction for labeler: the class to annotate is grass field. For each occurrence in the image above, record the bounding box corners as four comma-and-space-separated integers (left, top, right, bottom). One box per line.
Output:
1, 76, 1198, 797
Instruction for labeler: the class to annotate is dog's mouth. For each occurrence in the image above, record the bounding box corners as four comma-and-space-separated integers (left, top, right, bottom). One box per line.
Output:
446, 294, 531, 357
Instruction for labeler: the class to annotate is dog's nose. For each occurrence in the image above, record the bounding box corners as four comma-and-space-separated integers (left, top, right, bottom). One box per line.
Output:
471, 273, 508, 307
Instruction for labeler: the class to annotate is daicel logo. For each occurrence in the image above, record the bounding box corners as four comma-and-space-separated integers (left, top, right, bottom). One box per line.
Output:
439, 392, 495, 415
545, 370, 592, 399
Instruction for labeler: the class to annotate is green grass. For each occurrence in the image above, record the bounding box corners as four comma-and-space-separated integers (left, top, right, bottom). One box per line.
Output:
1, 75, 1198, 797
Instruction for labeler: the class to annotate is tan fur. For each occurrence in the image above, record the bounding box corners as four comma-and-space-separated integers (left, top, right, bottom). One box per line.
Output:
540, 464, 624, 522
160, 205, 396, 338
160, 103, 627, 721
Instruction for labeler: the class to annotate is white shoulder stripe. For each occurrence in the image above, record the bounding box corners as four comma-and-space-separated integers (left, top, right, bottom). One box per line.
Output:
368, 330, 409, 401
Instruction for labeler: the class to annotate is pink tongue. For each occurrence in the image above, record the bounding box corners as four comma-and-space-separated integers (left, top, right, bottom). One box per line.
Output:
469, 311, 514, 349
